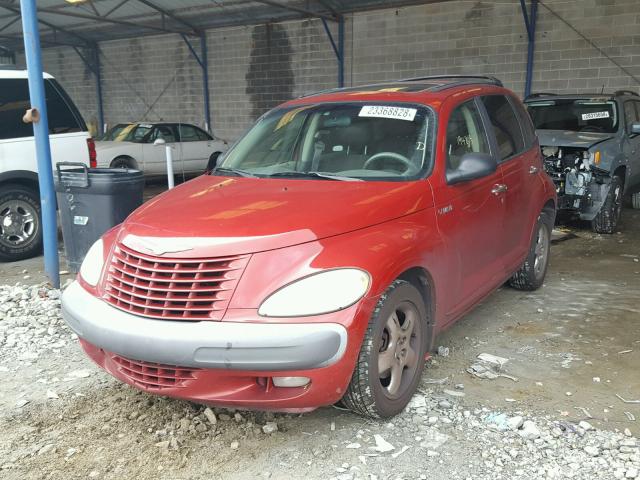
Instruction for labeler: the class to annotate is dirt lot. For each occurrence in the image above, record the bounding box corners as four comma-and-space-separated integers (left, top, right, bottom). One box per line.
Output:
0, 202, 639, 480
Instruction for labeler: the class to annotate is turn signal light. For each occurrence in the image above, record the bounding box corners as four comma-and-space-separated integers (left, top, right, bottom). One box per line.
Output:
593, 151, 601, 165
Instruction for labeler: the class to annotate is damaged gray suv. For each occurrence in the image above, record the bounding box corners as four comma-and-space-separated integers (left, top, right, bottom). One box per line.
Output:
525, 91, 640, 233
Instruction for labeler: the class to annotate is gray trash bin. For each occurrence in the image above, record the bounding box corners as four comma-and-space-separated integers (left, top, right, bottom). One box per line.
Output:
55, 162, 144, 272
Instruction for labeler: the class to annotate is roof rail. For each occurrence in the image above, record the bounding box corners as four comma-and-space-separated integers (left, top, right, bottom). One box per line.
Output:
614, 90, 638, 97
399, 74, 504, 87
524, 92, 557, 101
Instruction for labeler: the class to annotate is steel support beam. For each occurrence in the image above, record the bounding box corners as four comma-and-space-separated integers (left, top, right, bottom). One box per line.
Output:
19, 0, 60, 287
520, 0, 538, 98
136, 0, 199, 34
181, 33, 211, 132
253, 0, 336, 21
322, 15, 345, 88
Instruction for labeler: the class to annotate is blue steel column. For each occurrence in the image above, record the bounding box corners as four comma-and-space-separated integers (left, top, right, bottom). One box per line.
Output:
94, 46, 104, 135
338, 15, 344, 88
200, 33, 211, 133
522, 0, 538, 98
20, 0, 59, 288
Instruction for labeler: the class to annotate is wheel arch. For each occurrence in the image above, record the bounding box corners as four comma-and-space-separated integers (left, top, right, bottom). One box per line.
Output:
396, 266, 436, 351
111, 155, 139, 169
0, 171, 40, 196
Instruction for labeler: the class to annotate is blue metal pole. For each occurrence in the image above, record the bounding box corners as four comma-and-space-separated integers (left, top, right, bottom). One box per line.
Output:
524, 0, 538, 98
200, 33, 211, 133
94, 46, 104, 135
19, 0, 60, 288
338, 16, 344, 88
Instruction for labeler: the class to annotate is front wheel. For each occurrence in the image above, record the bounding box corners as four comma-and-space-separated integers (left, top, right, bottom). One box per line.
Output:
0, 184, 43, 262
509, 210, 552, 291
341, 280, 429, 418
592, 175, 623, 234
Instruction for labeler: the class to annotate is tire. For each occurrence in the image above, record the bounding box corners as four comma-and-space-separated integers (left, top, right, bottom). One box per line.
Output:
0, 184, 43, 262
632, 192, 640, 210
206, 152, 222, 172
509, 210, 552, 291
591, 175, 623, 234
341, 280, 429, 419
111, 157, 133, 169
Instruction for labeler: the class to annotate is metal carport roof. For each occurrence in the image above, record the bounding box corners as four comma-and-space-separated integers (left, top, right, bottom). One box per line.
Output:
0, 0, 454, 51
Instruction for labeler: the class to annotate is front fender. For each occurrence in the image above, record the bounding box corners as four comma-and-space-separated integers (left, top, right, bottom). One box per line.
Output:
228, 207, 446, 325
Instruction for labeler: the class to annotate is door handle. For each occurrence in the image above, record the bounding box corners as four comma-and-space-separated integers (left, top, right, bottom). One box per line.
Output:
529, 166, 539, 174
491, 184, 508, 195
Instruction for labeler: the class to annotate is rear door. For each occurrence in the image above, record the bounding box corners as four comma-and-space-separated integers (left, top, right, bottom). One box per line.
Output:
432, 98, 506, 319
480, 94, 532, 272
178, 124, 213, 174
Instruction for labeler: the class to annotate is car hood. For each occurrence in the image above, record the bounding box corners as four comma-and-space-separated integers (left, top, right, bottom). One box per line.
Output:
536, 130, 613, 149
117, 175, 432, 257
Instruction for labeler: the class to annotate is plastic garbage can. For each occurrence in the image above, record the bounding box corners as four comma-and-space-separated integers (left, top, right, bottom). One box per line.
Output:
54, 162, 144, 272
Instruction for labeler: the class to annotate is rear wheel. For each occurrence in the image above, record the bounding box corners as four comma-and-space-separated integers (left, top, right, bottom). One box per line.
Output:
509, 210, 552, 291
592, 175, 623, 234
0, 184, 42, 262
111, 156, 134, 169
341, 280, 428, 418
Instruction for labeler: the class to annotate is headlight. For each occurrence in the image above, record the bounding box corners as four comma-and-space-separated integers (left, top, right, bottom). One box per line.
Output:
258, 268, 370, 317
79, 239, 105, 286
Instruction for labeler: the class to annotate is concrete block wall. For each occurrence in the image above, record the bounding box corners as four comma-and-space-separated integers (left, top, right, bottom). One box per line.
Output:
17, 0, 640, 142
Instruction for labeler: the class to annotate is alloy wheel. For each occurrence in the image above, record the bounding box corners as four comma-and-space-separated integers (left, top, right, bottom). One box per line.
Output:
0, 199, 38, 249
378, 301, 422, 398
533, 223, 549, 279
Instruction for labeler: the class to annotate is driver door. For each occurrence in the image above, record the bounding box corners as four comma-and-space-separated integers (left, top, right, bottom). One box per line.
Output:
141, 125, 184, 177
431, 98, 507, 323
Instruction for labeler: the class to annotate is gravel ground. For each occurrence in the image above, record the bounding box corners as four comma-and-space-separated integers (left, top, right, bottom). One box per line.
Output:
0, 208, 639, 480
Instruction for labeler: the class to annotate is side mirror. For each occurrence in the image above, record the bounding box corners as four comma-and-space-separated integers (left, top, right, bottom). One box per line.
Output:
630, 122, 640, 135
153, 138, 166, 146
446, 152, 498, 185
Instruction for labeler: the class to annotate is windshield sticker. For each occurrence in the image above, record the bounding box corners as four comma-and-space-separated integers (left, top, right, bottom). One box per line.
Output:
582, 111, 610, 121
359, 105, 417, 121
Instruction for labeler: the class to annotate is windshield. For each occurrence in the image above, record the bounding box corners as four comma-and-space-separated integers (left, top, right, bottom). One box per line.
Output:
217, 103, 434, 181
100, 123, 131, 141
527, 99, 618, 133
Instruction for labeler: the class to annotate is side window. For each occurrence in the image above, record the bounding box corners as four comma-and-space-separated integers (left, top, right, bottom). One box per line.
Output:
195, 127, 212, 141
0, 79, 34, 140
481, 95, 525, 160
624, 101, 639, 130
44, 80, 82, 134
510, 96, 537, 147
446, 100, 490, 171
179, 125, 201, 142
149, 126, 176, 143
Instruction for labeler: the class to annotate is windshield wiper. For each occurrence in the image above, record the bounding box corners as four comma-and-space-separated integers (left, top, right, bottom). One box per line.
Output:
211, 167, 257, 178
268, 171, 362, 182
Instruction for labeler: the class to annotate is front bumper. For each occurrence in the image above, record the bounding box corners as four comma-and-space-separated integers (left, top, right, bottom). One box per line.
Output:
62, 281, 348, 371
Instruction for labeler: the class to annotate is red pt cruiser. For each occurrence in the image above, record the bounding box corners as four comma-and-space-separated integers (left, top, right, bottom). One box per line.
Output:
62, 76, 556, 418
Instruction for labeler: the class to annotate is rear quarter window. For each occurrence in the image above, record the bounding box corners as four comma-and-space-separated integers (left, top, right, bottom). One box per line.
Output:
481, 95, 526, 160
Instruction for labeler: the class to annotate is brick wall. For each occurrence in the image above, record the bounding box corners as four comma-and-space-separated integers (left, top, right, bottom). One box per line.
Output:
17, 0, 640, 141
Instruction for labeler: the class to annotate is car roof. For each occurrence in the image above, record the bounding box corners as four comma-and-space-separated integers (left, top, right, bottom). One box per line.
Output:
524, 92, 639, 103
285, 75, 508, 107
0, 69, 53, 79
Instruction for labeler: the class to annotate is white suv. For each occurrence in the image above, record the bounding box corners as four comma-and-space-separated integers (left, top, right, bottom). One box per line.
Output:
0, 69, 94, 262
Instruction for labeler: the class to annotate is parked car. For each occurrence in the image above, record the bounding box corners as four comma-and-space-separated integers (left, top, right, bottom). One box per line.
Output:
0, 69, 94, 262
525, 91, 640, 233
95, 122, 228, 177
62, 75, 556, 418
